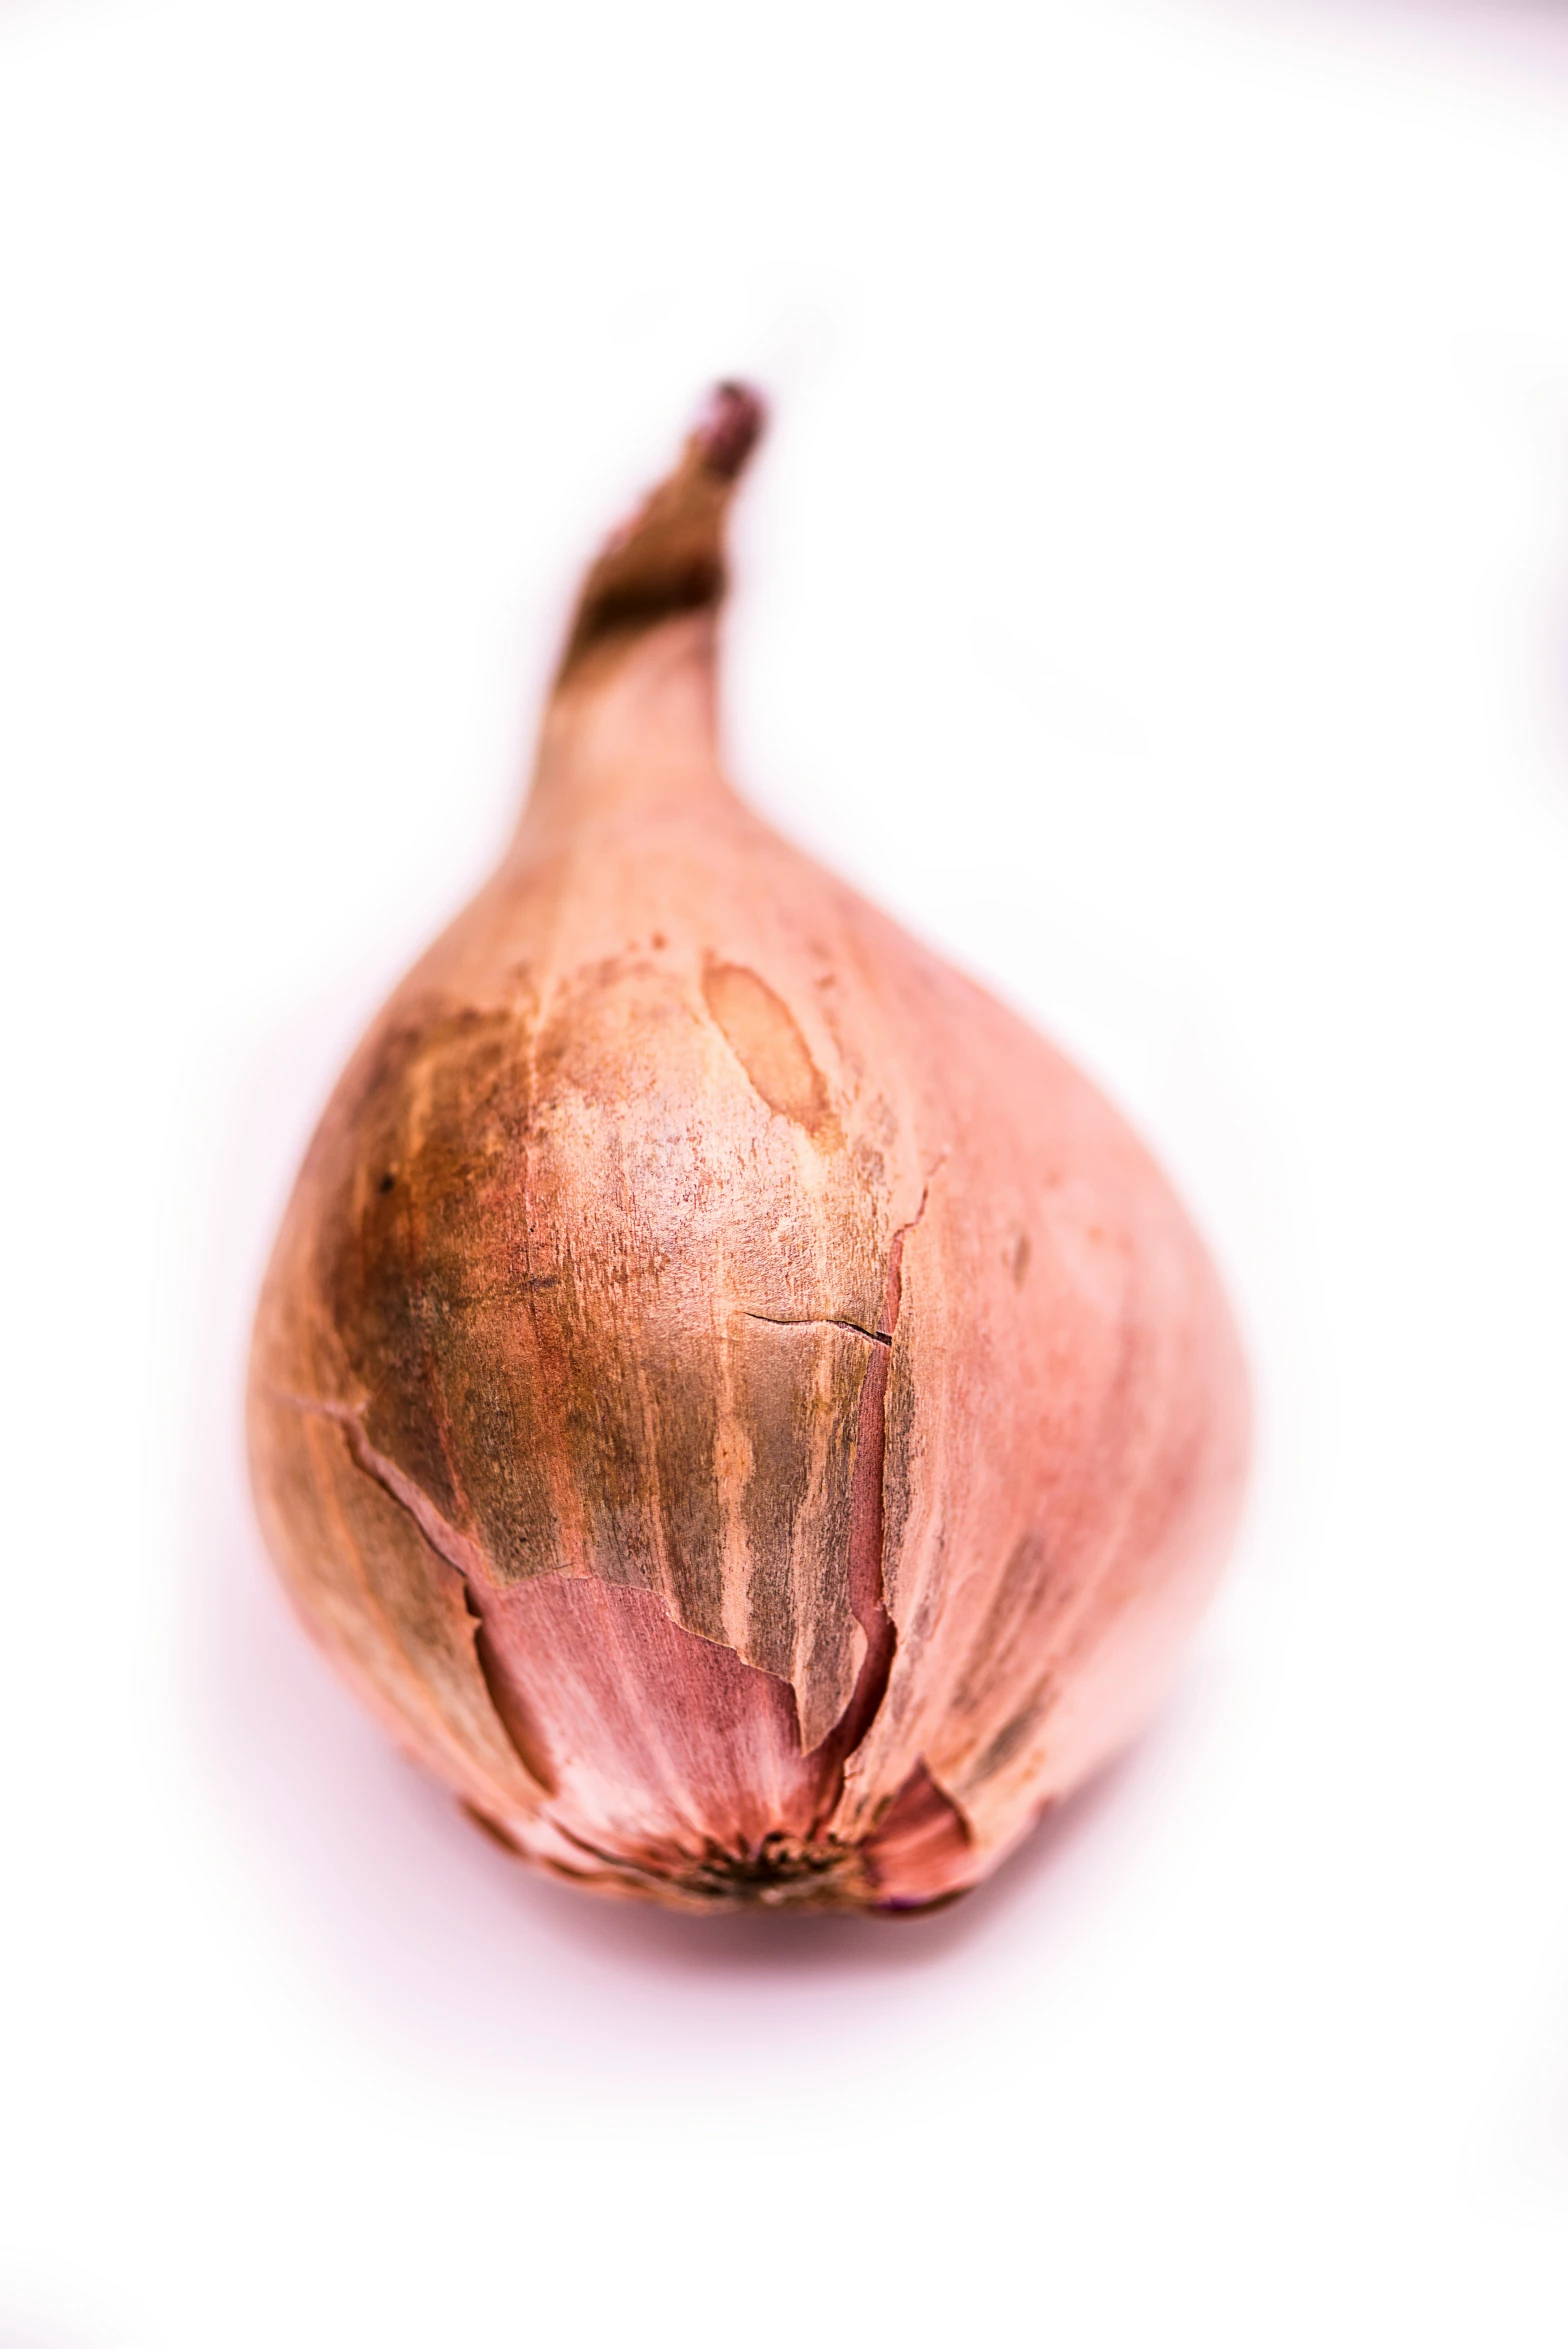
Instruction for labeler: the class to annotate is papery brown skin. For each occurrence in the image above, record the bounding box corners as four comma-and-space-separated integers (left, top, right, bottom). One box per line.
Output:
248, 385, 1250, 1914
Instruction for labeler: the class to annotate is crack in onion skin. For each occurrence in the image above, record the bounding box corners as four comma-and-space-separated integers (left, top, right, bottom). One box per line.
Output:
247, 387, 1250, 1914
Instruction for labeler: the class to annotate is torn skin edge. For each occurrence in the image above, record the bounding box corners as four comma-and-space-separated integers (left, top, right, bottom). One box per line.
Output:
263, 1182, 976, 1911
832, 1181, 927, 1774
269, 1382, 842, 1779
264, 1174, 934, 1788
253, 1403, 552, 1834
273, 1387, 846, 1894
819, 1171, 977, 1872
823, 1186, 979, 1907
798, 1182, 976, 1855
265, 1388, 557, 1807
861, 1756, 975, 1911
460, 1583, 559, 1796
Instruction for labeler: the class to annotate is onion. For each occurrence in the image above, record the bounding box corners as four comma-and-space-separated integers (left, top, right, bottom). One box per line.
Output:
249, 386, 1249, 1912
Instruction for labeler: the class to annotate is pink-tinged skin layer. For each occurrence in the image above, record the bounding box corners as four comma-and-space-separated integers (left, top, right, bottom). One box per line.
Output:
248, 389, 1250, 1913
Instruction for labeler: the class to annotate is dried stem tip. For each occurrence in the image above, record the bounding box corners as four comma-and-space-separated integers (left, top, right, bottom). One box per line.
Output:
557, 381, 767, 683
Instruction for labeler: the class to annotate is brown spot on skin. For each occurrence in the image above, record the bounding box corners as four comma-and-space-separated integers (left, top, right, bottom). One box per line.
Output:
943, 1529, 1085, 1766
967, 1691, 1048, 1786
702, 959, 840, 1145
1009, 1228, 1031, 1286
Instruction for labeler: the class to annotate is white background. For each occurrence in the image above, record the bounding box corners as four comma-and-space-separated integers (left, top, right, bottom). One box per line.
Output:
2, 0, 1566, 2341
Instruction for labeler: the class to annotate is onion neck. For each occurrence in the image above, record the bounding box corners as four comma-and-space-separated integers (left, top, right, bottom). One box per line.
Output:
515, 614, 739, 850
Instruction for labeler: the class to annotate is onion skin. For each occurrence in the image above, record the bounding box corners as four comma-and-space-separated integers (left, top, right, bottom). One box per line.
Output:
248, 387, 1249, 1913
